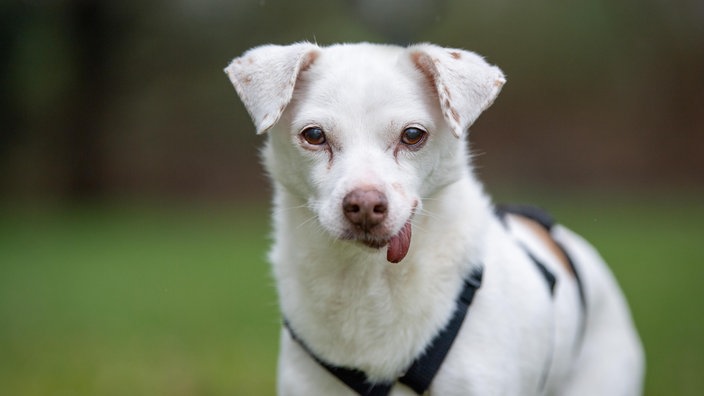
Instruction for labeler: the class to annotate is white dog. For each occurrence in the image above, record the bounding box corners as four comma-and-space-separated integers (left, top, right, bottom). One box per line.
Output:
225, 42, 644, 396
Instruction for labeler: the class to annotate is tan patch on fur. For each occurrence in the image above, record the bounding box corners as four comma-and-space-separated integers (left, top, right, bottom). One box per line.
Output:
449, 51, 461, 60
410, 52, 438, 88
509, 214, 574, 276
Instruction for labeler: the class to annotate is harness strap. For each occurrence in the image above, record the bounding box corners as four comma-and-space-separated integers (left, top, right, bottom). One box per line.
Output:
398, 269, 482, 394
284, 267, 483, 396
495, 204, 588, 348
525, 250, 557, 295
284, 321, 393, 396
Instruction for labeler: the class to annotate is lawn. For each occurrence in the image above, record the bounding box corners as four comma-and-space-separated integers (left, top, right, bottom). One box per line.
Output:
0, 195, 702, 395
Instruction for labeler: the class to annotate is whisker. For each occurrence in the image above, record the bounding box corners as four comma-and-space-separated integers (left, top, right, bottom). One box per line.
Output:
276, 203, 311, 213
296, 214, 320, 230
414, 207, 440, 222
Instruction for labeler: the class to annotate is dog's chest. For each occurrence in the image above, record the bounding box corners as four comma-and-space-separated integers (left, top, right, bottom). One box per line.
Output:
278, 253, 467, 381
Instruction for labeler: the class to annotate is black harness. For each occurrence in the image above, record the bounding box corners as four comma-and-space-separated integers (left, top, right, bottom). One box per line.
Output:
495, 204, 588, 321
285, 267, 482, 396
285, 205, 587, 395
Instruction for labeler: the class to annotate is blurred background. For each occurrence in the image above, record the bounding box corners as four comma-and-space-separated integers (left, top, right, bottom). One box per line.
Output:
1, 0, 702, 395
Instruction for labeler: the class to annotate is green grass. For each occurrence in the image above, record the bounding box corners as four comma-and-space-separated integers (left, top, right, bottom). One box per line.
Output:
0, 196, 702, 395
0, 204, 278, 395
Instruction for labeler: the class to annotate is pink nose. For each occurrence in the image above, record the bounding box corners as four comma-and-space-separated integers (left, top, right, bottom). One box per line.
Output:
342, 188, 388, 231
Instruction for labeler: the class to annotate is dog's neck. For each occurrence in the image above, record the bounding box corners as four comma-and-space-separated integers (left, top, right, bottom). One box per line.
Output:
268, 176, 492, 381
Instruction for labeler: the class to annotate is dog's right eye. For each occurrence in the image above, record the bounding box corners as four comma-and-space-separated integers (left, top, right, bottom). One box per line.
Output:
300, 127, 327, 145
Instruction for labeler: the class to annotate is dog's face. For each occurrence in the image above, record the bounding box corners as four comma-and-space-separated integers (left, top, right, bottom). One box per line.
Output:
226, 43, 504, 263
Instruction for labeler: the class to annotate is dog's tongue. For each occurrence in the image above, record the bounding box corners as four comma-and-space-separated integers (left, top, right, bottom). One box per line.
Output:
386, 221, 412, 263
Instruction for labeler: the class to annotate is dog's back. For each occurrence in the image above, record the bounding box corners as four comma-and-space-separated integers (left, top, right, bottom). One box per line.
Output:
496, 206, 644, 395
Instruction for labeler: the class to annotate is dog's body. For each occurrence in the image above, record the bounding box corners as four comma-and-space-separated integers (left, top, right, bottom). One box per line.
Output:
226, 43, 644, 395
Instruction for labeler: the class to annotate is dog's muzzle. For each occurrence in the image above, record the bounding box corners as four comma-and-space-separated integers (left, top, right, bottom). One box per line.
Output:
341, 188, 412, 263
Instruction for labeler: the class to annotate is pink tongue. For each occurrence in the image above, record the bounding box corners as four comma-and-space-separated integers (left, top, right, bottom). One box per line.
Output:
386, 221, 412, 263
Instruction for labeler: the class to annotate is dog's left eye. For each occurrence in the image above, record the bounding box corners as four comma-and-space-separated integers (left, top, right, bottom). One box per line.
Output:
301, 127, 327, 145
400, 127, 427, 147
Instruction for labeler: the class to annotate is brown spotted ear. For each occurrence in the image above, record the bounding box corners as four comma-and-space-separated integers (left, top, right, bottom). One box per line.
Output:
408, 44, 505, 138
225, 42, 320, 134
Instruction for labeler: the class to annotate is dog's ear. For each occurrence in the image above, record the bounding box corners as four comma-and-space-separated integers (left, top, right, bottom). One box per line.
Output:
408, 44, 505, 138
225, 42, 320, 134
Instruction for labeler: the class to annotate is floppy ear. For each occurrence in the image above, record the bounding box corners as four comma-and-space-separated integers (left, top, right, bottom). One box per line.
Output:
224, 42, 320, 134
408, 44, 506, 138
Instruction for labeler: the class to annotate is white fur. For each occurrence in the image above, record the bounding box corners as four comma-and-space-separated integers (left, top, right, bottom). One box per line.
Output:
225, 42, 644, 395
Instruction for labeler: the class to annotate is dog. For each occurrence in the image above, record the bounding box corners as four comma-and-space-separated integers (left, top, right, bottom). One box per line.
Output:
225, 42, 644, 396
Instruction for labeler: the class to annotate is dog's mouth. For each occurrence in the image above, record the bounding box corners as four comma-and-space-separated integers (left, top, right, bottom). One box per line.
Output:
352, 219, 413, 264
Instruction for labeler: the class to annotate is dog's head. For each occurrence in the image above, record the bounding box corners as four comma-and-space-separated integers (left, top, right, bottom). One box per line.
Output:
226, 42, 504, 263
